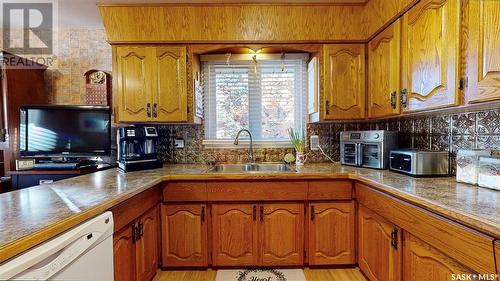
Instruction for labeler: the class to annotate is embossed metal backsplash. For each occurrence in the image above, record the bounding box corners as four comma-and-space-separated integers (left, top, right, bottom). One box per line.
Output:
155, 109, 499, 175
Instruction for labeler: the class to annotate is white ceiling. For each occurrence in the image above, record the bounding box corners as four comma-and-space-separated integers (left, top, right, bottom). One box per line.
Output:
59, 0, 368, 28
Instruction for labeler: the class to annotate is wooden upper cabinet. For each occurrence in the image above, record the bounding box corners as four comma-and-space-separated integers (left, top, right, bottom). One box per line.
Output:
113, 224, 136, 281
153, 46, 188, 122
212, 203, 259, 266
464, 0, 500, 103
368, 19, 401, 118
261, 203, 304, 266
308, 202, 355, 265
115, 47, 152, 122
113, 45, 188, 123
401, 0, 461, 112
161, 204, 208, 267
403, 232, 472, 281
358, 205, 401, 281
136, 206, 159, 281
323, 44, 366, 120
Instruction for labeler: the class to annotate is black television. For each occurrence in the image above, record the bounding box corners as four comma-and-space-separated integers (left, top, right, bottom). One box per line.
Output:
19, 105, 111, 157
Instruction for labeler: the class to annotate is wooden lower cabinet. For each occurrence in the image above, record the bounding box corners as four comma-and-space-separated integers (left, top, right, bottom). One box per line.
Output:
161, 203, 208, 267
358, 204, 402, 281
403, 232, 471, 281
308, 201, 355, 265
136, 206, 159, 281
113, 224, 136, 281
212, 203, 259, 266
261, 203, 304, 266
113, 205, 159, 281
495, 241, 500, 276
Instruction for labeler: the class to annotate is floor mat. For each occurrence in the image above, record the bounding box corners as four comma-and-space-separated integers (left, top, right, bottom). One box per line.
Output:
215, 269, 306, 281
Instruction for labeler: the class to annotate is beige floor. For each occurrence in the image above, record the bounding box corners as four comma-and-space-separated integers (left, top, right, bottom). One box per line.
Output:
153, 268, 367, 281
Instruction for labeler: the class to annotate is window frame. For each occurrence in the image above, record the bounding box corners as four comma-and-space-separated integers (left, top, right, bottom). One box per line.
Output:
201, 53, 309, 149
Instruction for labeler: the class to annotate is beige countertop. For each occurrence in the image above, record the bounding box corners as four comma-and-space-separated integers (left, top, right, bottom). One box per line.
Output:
1, 163, 499, 263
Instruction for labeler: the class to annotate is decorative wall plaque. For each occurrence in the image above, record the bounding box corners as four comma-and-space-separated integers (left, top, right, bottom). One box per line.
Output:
84, 69, 111, 105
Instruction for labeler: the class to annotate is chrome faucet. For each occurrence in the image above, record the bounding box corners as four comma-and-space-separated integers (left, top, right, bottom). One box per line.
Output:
234, 129, 254, 163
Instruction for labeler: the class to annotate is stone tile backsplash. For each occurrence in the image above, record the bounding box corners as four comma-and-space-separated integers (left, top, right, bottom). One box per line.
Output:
156, 108, 499, 175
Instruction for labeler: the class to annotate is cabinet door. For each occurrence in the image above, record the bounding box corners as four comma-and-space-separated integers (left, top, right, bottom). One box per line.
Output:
308, 202, 355, 265
403, 233, 471, 280
212, 203, 259, 266
261, 203, 304, 266
115, 46, 153, 122
359, 205, 402, 281
136, 206, 158, 281
401, 0, 460, 112
464, 0, 500, 103
323, 44, 366, 120
161, 203, 208, 267
368, 19, 401, 118
152, 46, 187, 122
495, 241, 500, 275
113, 225, 136, 281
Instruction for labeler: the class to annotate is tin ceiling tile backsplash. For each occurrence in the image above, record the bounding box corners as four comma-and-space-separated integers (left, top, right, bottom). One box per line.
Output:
155, 108, 499, 175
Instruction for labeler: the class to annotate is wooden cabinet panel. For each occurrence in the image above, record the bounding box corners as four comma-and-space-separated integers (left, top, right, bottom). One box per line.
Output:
368, 19, 401, 118
161, 204, 208, 267
401, 0, 461, 112
113, 225, 136, 281
358, 205, 401, 281
207, 181, 308, 201
323, 44, 366, 120
153, 46, 187, 122
403, 232, 471, 281
464, 0, 500, 103
261, 203, 304, 266
308, 202, 355, 265
308, 180, 353, 200
136, 206, 159, 281
115, 47, 152, 122
212, 203, 259, 266
356, 183, 496, 274
162, 182, 207, 202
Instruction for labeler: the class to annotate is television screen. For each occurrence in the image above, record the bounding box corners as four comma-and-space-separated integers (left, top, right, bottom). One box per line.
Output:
20, 105, 111, 157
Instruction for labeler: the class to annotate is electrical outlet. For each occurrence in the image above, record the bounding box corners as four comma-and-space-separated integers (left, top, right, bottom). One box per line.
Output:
310, 135, 319, 150
174, 139, 185, 149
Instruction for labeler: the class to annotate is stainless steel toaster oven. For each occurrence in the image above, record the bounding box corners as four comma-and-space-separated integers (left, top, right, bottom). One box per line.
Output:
389, 150, 450, 176
340, 131, 398, 169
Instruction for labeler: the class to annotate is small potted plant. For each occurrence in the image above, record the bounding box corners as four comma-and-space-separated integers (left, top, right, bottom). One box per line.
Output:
288, 128, 306, 165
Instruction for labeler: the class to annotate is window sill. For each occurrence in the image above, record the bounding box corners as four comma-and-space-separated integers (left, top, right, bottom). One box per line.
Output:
203, 139, 294, 149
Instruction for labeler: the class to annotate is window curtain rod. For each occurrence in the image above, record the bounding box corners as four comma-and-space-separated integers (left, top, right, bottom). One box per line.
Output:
200, 53, 310, 62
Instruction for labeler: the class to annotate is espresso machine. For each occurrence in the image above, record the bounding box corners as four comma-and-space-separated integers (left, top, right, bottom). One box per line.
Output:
117, 126, 162, 171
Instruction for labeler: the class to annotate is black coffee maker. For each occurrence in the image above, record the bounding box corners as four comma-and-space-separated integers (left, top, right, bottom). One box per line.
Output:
117, 126, 162, 171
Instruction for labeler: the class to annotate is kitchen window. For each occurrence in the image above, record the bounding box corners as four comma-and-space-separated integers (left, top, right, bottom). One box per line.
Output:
201, 53, 308, 148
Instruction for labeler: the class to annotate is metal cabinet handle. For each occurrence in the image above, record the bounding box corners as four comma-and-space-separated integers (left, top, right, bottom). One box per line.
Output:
139, 222, 144, 238
146, 103, 151, 117
260, 206, 264, 221
325, 100, 330, 115
201, 206, 205, 222
310, 205, 315, 221
390, 91, 397, 109
253, 206, 257, 221
153, 103, 158, 118
400, 89, 407, 108
391, 228, 398, 249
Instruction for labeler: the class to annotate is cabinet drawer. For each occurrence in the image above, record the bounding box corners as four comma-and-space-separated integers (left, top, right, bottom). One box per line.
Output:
308, 180, 353, 200
163, 182, 207, 202
356, 183, 496, 274
207, 181, 308, 201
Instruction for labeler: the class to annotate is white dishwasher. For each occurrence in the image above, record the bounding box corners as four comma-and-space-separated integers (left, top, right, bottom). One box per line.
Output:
0, 211, 114, 281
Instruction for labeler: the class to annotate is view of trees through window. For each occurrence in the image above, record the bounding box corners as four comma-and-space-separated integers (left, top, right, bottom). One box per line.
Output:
204, 59, 305, 141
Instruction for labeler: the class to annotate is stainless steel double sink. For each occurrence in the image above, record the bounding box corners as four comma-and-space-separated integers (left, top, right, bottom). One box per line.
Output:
207, 163, 296, 173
